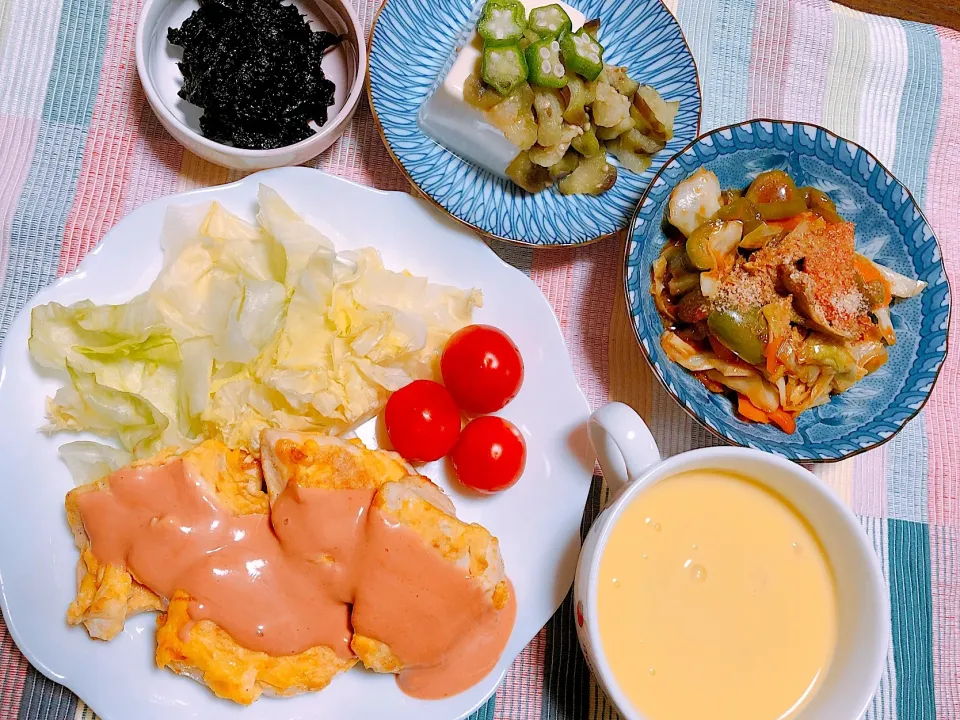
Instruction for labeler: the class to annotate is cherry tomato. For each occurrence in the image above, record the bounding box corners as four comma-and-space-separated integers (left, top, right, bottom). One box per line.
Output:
451, 416, 526, 493
441, 325, 524, 414
384, 380, 461, 462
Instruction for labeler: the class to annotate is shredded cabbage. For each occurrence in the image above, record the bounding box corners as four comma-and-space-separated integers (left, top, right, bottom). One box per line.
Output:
31, 185, 482, 478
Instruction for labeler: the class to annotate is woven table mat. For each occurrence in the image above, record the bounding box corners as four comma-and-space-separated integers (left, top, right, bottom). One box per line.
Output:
0, 0, 958, 717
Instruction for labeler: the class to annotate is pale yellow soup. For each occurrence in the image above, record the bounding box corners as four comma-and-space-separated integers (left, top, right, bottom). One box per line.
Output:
597, 469, 837, 720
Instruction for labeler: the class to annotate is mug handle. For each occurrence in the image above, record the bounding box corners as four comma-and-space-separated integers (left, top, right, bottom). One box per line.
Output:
588, 402, 661, 497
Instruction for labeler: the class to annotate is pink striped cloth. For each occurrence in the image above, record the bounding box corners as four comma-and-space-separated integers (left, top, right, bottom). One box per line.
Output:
1, 0, 959, 718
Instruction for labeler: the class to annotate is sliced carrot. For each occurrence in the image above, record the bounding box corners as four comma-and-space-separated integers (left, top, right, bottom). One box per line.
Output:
854, 253, 883, 283
737, 395, 770, 424
765, 335, 784, 374
769, 407, 797, 434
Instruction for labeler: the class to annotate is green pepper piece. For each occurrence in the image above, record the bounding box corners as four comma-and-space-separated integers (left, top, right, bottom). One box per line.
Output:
525, 39, 567, 88
667, 272, 699, 297
667, 247, 695, 276
720, 188, 742, 205
746, 170, 808, 221
548, 150, 580, 180
528, 3, 572, 39
801, 186, 843, 224
559, 28, 604, 81
685, 220, 723, 270
756, 195, 808, 221
707, 307, 768, 365
801, 336, 855, 372
716, 197, 763, 234
746, 170, 799, 205
478, 0, 527, 47
481, 44, 528, 95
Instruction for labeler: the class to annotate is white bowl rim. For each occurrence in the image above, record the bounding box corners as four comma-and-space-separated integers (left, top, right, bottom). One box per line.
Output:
134, 0, 367, 158
582, 446, 891, 720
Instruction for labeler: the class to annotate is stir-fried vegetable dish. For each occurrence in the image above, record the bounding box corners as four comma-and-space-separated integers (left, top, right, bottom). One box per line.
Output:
651, 168, 927, 432
465, 2, 679, 195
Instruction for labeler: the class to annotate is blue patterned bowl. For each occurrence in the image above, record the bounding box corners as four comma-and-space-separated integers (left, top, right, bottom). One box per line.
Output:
368, 0, 701, 246
625, 120, 951, 462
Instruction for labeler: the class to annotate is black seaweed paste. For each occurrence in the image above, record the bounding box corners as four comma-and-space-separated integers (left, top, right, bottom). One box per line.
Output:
168, 0, 342, 150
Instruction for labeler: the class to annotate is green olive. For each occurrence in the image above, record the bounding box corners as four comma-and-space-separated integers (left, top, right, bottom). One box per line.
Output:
801, 336, 855, 372
800, 187, 843, 224
716, 197, 763, 234
707, 307, 768, 365
685, 220, 723, 270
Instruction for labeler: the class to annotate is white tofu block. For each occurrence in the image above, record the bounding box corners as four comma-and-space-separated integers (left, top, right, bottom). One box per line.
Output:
418, 0, 586, 179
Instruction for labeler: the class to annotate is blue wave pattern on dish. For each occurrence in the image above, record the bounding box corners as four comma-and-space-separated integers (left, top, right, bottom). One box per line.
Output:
625, 120, 950, 461
369, 0, 701, 245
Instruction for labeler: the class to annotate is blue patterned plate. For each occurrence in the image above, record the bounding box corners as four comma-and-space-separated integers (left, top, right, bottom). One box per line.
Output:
625, 120, 951, 462
368, 0, 701, 246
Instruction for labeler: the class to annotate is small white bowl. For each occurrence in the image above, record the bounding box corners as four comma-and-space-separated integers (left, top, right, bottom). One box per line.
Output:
135, 0, 366, 170
575, 402, 889, 720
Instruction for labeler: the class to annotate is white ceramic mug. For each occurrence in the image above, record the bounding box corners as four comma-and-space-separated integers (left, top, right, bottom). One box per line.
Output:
573, 402, 890, 720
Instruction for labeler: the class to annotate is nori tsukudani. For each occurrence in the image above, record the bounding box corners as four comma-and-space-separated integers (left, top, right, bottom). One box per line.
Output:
168, 0, 342, 150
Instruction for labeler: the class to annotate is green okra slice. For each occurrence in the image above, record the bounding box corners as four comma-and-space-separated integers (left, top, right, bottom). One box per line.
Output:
528, 4, 572, 39
477, 0, 527, 46
481, 43, 529, 95
560, 28, 604, 81
525, 38, 567, 88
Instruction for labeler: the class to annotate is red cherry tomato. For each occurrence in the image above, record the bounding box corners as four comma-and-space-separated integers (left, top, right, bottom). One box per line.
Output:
441, 325, 524, 414
451, 416, 526, 493
384, 380, 461, 462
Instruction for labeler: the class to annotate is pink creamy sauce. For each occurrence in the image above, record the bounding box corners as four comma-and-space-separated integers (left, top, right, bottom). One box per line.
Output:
75, 458, 515, 699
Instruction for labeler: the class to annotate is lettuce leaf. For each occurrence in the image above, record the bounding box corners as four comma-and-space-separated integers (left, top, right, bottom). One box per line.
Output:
30, 186, 481, 458
59, 441, 133, 486
257, 184, 334, 287
45, 365, 178, 456
30, 297, 178, 371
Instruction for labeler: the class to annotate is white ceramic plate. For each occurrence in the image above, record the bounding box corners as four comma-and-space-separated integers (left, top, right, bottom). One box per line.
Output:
0, 168, 594, 720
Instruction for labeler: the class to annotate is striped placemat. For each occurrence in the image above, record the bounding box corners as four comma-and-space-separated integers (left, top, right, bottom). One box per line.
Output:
0, 0, 958, 718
